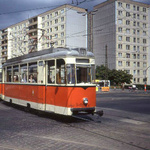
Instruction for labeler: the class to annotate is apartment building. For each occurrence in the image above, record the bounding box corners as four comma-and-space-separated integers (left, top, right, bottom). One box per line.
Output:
93, 0, 150, 84
0, 4, 87, 64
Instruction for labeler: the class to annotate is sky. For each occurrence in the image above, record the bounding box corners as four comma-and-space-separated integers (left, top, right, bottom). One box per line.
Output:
0, 0, 150, 30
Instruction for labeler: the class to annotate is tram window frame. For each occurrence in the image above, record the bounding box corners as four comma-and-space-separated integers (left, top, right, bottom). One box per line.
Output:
20, 64, 27, 83
6, 66, 12, 82
47, 60, 55, 84
76, 65, 92, 84
28, 62, 37, 83
56, 59, 66, 84
13, 65, 19, 82
67, 64, 75, 84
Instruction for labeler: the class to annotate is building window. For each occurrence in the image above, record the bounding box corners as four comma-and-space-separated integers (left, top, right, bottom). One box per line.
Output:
118, 2, 122, 7
143, 39, 146, 44
143, 55, 146, 59
143, 23, 146, 28
42, 23, 45, 28
50, 28, 52, 32
126, 62, 130, 67
47, 15, 49, 19
133, 29, 136, 34
42, 17, 45, 21
137, 46, 140, 52
143, 31, 146, 36
61, 40, 64, 45
55, 26, 58, 31
118, 19, 122, 24
137, 6, 139, 11
126, 12, 130, 17
133, 21, 136, 26
118, 27, 122, 32
133, 38, 136, 43
137, 30, 140, 35
118, 61, 122, 66
55, 12, 58, 16
143, 7, 146, 12
143, 47, 146, 52
118, 44, 122, 49
61, 9, 64, 14
118, 53, 122, 58
137, 54, 140, 59
133, 46, 136, 51
126, 29, 130, 34
126, 45, 130, 50
143, 62, 147, 67
126, 53, 130, 58
126, 20, 130, 25
61, 32, 64, 37
55, 19, 58, 24
133, 62, 136, 67
126, 37, 130, 42
133, 14, 136, 19
118, 11, 122, 16
137, 62, 140, 67
61, 17, 64, 22
61, 25, 64, 30
143, 15, 146, 20
118, 36, 122, 41
137, 14, 140, 19
133, 54, 136, 59
126, 4, 130, 9
55, 34, 58, 38
47, 22, 49, 26
133, 5, 136, 11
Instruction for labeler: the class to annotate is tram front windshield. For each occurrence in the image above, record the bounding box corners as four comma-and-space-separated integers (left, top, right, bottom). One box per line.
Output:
67, 64, 95, 84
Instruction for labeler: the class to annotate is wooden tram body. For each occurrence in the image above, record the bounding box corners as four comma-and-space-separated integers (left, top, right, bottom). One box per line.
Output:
0, 48, 96, 116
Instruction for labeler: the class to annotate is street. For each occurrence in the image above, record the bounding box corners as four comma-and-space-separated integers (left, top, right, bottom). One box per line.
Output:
0, 91, 150, 150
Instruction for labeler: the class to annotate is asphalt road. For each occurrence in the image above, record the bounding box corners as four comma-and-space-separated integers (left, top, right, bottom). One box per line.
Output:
0, 91, 150, 150
97, 91, 150, 114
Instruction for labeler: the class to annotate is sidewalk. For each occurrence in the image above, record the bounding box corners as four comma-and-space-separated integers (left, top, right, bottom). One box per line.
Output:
97, 88, 150, 94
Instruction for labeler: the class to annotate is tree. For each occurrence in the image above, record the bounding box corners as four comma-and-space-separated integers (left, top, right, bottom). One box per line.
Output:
96, 65, 133, 85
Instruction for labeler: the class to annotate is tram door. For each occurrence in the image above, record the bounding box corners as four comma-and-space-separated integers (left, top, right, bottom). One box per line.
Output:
45, 60, 56, 112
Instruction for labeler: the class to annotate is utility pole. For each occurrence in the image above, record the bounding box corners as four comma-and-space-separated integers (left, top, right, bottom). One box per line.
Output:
105, 45, 108, 68
105, 45, 108, 86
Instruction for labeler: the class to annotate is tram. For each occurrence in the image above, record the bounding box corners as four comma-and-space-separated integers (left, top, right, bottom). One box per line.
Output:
0, 48, 100, 116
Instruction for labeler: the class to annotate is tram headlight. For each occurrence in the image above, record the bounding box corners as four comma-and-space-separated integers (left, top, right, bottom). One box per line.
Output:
83, 98, 88, 106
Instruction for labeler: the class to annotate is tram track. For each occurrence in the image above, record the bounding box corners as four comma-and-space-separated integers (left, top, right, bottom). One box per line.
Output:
70, 115, 150, 150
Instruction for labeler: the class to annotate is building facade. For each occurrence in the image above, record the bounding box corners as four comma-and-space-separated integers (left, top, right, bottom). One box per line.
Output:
0, 4, 87, 64
93, 0, 150, 84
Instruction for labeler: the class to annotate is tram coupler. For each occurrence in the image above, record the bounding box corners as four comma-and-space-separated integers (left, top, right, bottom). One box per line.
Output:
94, 110, 103, 117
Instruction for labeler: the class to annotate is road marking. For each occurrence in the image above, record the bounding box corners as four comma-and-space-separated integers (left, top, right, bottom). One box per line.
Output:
120, 119, 145, 125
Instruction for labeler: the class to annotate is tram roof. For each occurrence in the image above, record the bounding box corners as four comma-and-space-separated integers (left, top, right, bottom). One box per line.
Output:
3, 48, 94, 66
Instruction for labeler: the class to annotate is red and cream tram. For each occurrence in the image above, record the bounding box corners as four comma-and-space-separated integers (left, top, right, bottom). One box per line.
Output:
0, 48, 98, 116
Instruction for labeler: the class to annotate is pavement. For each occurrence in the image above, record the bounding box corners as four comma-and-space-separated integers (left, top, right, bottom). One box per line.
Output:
97, 88, 150, 94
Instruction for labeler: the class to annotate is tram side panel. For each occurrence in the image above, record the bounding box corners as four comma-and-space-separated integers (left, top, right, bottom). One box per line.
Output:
4, 84, 46, 110
45, 86, 96, 115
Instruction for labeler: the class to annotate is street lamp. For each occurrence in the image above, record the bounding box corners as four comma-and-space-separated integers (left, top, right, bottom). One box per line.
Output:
144, 66, 150, 92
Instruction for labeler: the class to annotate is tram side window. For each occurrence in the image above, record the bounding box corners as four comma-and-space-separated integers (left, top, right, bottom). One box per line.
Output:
56, 59, 65, 84
20, 64, 27, 83
76, 65, 91, 84
48, 60, 55, 84
7, 67, 12, 82
28, 62, 37, 83
13, 65, 19, 82
67, 64, 75, 84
